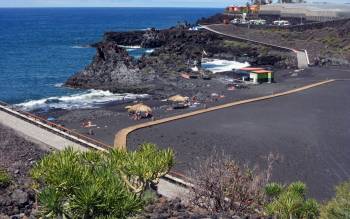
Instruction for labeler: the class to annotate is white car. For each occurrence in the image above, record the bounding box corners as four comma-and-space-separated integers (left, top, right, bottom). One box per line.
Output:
230, 18, 240, 24
273, 20, 290, 26
249, 19, 266, 25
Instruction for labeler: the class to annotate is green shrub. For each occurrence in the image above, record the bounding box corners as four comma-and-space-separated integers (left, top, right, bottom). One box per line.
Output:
320, 181, 350, 219
31, 144, 174, 219
265, 181, 319, 219
265, 182, 283, 198
0, 169, 11, 188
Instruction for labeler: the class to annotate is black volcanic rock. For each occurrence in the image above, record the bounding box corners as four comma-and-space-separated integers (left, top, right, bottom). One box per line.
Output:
66, 41, 155, 93
65, 27, 289, 97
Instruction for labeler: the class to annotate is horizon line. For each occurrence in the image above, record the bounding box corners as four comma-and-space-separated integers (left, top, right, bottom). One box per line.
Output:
0, 6, 226, 9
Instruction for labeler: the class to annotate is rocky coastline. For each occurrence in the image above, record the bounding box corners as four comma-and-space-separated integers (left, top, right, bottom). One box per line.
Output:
65, 27, 292, 98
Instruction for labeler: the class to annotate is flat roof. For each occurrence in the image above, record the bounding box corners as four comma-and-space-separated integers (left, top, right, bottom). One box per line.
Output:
239, 67, 265, 71
251, 70, 272, 73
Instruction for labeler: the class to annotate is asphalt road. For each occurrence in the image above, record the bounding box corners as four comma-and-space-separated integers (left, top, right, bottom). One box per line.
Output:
129, 80, 350, 201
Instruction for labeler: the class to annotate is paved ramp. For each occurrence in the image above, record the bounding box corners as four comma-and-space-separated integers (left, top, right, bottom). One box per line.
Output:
0, 103, 108, 151
0, 102, 187, 200
296, 50, 309, 68
0, 110, 87, 151
201, 24, 309, 69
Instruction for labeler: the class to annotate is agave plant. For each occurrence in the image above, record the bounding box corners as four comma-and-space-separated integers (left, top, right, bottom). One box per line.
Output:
265, 181, 319, 219
108, 143, 174, 194
31, 144, 174, 218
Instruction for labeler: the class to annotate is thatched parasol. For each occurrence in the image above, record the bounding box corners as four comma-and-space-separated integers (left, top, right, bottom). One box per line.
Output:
126, 103, 152, 114
168, 95, 189, 103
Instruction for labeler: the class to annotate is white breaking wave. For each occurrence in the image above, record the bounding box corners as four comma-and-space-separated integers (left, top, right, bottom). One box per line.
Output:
118, 45, 142, 52
54, 83, 64, 87
71, 45, 91, 49
191, 66, 199, 72
16, 90, 149, 111
145, 49, 154, 54
202, 58, 250, 73
118, 45, 142, 49
126, 48, 138, 52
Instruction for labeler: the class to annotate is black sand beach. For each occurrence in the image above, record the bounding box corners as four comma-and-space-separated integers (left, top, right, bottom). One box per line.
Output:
31, 66, 350, 201
37, 66, 350, 146
128, 79, 350, 201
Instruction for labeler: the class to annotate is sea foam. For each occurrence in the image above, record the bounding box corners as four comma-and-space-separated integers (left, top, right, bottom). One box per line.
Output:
202, 58, 250, 73
145, 49, 155, 53
118, 45, 142, 49
71, 45, 91, 49
16, 90, 149, 111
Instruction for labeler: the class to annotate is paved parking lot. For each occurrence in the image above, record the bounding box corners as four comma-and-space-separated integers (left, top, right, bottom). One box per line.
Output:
129, 81, 350, 200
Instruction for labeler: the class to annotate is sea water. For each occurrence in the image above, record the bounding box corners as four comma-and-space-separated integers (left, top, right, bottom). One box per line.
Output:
0, 8, 226, 110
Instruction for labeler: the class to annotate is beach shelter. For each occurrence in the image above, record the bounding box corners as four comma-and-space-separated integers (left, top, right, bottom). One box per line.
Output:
126, 103, 152, 114
168, 95, 189, 103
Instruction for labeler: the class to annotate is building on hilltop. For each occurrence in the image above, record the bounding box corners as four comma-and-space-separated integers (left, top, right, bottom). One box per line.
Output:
260, 3, 350, 21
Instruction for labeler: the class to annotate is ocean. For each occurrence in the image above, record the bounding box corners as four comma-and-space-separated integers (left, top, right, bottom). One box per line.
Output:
0, 8, 222, 110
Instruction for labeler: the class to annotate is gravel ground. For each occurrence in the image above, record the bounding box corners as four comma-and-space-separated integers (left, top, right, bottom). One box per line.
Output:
0, 124, 49, 218
129, 79, 350, 201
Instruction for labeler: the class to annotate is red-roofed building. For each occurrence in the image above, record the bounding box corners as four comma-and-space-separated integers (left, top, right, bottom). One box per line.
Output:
235, 67, 273, 83
250, 69, 273, 84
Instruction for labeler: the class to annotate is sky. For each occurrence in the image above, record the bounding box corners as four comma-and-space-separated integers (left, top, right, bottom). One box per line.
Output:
0, 0, 349, 8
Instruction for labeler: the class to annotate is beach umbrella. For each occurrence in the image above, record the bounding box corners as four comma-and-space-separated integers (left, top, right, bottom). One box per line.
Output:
127, 103, 152, 113
125, 105, 133, 109
168, 95, 189, 103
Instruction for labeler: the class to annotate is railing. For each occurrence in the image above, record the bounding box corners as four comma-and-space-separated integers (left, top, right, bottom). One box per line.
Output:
0, 100, 111, 150
0, 100, 196, 190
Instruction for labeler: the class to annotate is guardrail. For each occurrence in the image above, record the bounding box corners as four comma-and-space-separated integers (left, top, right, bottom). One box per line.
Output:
0, 100, 194, 190
0, 101, 110, 151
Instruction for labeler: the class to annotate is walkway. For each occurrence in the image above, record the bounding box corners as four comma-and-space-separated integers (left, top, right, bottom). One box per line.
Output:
200, 24, 310, 69
0, 102, 108, 152
0, 109, 88, 151
0, 102, 188, 200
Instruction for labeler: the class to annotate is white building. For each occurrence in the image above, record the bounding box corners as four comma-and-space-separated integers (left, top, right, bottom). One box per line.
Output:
260, 3, 350, 21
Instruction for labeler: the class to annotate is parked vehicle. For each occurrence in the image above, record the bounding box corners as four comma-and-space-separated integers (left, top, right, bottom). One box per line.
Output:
230, 18, 240, 24
249, 19, 266, 25
273, 20, 290, 26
